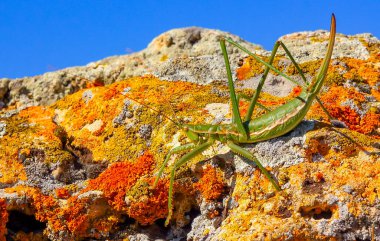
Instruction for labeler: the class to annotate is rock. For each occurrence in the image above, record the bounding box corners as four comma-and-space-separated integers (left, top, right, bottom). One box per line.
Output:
2, 27, 379, 108
279, 31, 374, 62
0, 26, 379, 240
0, 79, 9, 101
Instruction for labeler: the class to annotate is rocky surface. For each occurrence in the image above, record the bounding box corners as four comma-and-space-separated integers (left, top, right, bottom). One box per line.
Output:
0, 27, 263, 108
1, 27, 377, 107
0, 26, 379, 241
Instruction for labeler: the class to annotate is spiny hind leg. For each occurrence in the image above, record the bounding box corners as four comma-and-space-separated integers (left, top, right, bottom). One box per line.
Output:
223, 37, 344, 127
224, 37, 303, 87
223, 38, 302, 122
237, 93, 271, 112
277, 41, 346, 128
242, 41, 282, 122
153, 143, 196, 188
165, 139, 214, 226
220, 38, 247, 139
227, 141, 280, 191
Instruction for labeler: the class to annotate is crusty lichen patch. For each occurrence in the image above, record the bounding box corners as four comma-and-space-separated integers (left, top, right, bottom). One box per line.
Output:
307, 85, 380, 137
51, 75, 229, 164
217, 150, 379, 240
2, 153, 163, 239
0, 199, 7, 241
1, 50, 379, 240
0, 106, 70, 185
0, 75, 241, 238
194, 165, 225, 201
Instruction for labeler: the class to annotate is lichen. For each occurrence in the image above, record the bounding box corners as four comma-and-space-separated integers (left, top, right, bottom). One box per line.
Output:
86, 152, 155, 211
0, 199, 7, 241
125, 177, 169, 225
0, 106, 69, 184
51, 75, 227, 164
307, 85, 380, 137
236, 56, 287, 80
1, 51, 379, 239
5, 185, 118, 239
194, 165, 225, 201
218, 150, 379, 240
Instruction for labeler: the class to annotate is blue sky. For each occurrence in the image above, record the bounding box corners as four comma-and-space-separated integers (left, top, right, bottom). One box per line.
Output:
1, 0, 379, 79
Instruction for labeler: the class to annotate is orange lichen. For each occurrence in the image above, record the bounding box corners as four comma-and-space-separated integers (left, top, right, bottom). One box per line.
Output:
0, 199, 8, 241
236, 57, 259, 80
24, 187, 58, 222
86, 79, 105, 88
371, 89, 380, 102
314, 172, 325, 183
259, 86, 303, 107
194, 165, 225, 201
56, 196, 89, 236
126, 178, 169, 225
358, 112, 380, 135
0, 104, 73, 185
308, 85, 380, 137
343, 56, 380, 87
55, 187, 71, 199
238, 100, 249, 117
86, 152, 155, 211
5, 185, 119, 238
49, 192, 118, 238
103, 81, 131, 101
0, 155, 27, 184
18, 106, 58, 141
290, 85, 302, 98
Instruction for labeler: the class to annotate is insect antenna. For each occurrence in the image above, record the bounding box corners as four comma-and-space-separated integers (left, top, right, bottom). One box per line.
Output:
166, 100, 186, 128
124, 94, 183, 128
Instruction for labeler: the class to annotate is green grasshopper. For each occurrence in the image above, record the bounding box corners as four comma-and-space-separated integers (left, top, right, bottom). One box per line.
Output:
154, 15, 336, 225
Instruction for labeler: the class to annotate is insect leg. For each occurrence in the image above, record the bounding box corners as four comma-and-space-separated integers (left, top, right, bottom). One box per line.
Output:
227, 141, 281, 191
237, 93, 272, 112
223, 38, 305, 124
220, 38, 248, 140
278, 41, 345, 127
165, 139, 214, 226
243, 41, 281, 122
153, 143, 196, 188
224, 37, 305, 88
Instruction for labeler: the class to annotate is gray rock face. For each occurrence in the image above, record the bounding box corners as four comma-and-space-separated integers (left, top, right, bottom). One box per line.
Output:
279, 31, 374, 63
2, 28, 378, 109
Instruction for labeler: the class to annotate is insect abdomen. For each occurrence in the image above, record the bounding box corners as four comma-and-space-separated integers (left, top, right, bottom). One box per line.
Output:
246, 93, 312, 143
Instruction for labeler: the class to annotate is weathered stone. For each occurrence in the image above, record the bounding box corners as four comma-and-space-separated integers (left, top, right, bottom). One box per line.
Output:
2, 27, 378, 109
0, 27, 379, 240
